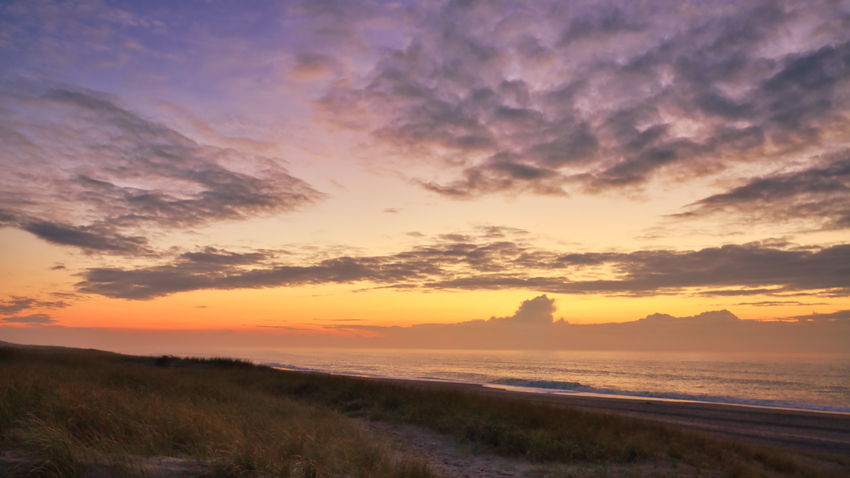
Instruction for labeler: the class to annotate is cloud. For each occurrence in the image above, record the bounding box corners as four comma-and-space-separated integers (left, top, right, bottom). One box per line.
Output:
475, 225, 528, 238
290, 51, 337, 81
315, 0, 850, 208
325, 298, 850, 353
179, 247, 270, 265
76, 253, 427, 300
636, 310, 740, 325
73, 234, 850, 299
0, 84, 322, 255
734, 300, 828, 307
790, 310, 850, 320
323, 295, 564, 350
20, 219, 153, 255
1, 314, 55, 325
0, 296, 68, 315
678, 151, 850, 230
488, 295, 558, 325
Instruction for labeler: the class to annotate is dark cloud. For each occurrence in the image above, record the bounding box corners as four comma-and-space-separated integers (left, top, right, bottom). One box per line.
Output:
1, 314, 55, 325
0, 297, 38, 315
20, 219, 153, 255
180, 247, 269, 265
697, 289, 793, 297
318, 0, 850, 207
790, 310, 850, 320
558, 6, 647, 46
474, 225, 528, 238
542, 244, 850, 295
0, 296, 68, 315
679, 152, 850, 230
75, 253, 430, 300
74, 235, 850, 299
0, 85, 322, 255
0, 296, 63, 326
735, 301, 827, 307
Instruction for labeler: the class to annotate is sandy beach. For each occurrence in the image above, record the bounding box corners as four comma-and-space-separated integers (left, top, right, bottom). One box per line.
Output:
373, 377, 850, 456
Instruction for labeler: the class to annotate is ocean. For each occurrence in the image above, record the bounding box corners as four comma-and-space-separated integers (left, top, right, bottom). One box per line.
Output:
182, 347, 850, 413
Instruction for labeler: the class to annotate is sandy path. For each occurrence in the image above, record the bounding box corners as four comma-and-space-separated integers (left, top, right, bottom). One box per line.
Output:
365, 421, 719, 478
366, 421, 536, 478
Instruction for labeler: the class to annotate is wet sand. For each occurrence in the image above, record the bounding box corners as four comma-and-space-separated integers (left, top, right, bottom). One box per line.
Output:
373, 377, 850, 456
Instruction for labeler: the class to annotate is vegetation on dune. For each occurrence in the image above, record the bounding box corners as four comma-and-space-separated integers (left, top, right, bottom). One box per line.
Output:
268, 370, 848, 477
0, 345, 846, 477
0, 347, 431, 478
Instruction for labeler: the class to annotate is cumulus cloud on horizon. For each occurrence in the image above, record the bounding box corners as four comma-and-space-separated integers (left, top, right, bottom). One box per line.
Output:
317, 296, 849, 353
487, 295, 560, 325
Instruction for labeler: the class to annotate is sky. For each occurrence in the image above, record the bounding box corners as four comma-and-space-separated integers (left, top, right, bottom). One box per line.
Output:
1, 0, 850, 351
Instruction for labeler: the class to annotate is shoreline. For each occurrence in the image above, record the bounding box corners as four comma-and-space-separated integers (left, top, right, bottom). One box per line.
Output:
5, 341, 849, 456
5, 340, 848, 477
359, 374, 850, 456
483, 384, 850, 415
268, 364, 850, 414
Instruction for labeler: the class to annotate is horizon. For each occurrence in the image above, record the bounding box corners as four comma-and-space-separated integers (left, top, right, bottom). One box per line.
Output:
2, 0, 850, 352
2, 295, 848, 354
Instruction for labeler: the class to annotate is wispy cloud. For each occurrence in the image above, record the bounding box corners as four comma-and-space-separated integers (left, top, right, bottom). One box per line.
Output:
0, 85, 323, 255
1, 314, 56, 325
790, 310, 850, 320
678, 152, 850, 230
0, 296, 66, 325
0, 296, 68, 315
74, 234, 850, 299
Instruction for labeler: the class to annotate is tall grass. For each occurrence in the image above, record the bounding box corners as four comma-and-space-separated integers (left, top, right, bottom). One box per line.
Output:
263, 370, 848, 477
0, 347, 431, 477
0, 346, 845, 478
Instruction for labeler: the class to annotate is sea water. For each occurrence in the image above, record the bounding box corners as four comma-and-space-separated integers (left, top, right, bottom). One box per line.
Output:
182, 348, 850, 413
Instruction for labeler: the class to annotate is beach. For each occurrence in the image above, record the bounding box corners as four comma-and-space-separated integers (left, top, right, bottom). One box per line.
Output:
370, 376, 850, 456
3, 343, 849, 477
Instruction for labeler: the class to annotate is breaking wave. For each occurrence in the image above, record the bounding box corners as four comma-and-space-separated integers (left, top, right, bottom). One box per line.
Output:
485, 377, 850, 413
489, 378, 590, 391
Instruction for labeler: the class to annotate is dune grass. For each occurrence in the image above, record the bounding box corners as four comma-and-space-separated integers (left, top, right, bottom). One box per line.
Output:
0, 345, 846, 478
0, 347, 431, 478
266, 369, 848, 477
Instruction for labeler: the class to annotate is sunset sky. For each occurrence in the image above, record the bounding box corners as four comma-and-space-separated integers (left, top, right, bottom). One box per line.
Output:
2, 0, 850, 347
